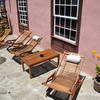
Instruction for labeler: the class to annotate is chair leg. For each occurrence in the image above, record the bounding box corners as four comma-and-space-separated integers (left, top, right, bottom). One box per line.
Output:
46, 88, 52, 97
69, 94, 73, 100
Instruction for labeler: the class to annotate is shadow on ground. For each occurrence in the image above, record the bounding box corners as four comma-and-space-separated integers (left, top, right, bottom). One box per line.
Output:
0, 56, 7, 64
46, 75, 86, 100
0, 46, 7, 50
26, 61, 57, 78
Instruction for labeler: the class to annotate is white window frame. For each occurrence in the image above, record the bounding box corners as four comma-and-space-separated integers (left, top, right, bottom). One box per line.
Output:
53, 0, 79, 44
18, 0, 28, 26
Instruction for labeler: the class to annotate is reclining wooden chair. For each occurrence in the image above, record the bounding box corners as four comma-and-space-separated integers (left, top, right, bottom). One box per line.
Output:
0, 29, 11, 45
8, 37, 42, 57
5, 30, 31, 50
42, 51, 84, 100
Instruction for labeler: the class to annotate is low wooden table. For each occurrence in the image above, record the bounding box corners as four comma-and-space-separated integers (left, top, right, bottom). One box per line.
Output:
21, 49, 60, 78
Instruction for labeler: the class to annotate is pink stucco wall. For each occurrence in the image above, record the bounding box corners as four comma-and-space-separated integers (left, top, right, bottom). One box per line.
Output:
28, 0, 51, 49
5, 0, 19, 35
79, 0, 100, 76
5, 0, 100, 77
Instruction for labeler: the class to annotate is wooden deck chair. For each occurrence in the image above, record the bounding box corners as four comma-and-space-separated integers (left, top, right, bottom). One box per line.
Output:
8, 36, 42, 56
42, 51, 84, 100
5, 30, 31, 49
0, 29, 11, 43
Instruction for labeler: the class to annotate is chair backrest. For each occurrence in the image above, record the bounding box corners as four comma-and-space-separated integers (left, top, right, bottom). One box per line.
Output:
16, 30, 31, 43
0, 29, 11, 42
25, 37, 42, 50
55, 52, 84, 80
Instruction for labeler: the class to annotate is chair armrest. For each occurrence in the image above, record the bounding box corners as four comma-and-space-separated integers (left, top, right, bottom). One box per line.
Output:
12, 42, 22, 47
6, 39, 16, 43
46, 71, 57, 83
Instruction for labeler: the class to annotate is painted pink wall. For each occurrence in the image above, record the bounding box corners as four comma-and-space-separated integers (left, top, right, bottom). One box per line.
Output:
28, 0, 51, 49
5, 0, 20, 35
79, 0, 100, 76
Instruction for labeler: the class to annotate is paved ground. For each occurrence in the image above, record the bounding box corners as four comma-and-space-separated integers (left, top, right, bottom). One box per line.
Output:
0, 35, 100, 100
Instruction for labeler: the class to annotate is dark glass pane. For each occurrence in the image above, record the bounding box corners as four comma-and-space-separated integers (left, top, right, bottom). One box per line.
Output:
19, 3, 21, 6
72, 0, 78, 5
24, 3, 26, 6
65, 29, 70, 38
55, 26, 59, 35
61, 18, 65, 27
55, 5, 59, 15
65, 18, 70, 28
60, 28, 64, 37
71, 19, 77, 30
22, 3, 24, 6
55, 0, 59, 4
56, 17, 59, 25
23, 20, 25, 24
60, 6, 64, 15
61, 0, 65, 4
66, 0, 71, 4
23, 16, 25, 19
71, 6, 77, 17
70, 31, 76, 41
20, 16, 22, 19
24, 7, 26, 11
65, 6, 70, 16
22, 7, 23, 10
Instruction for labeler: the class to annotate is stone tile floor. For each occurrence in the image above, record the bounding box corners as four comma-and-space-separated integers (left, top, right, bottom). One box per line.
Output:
0, 35, 100, 100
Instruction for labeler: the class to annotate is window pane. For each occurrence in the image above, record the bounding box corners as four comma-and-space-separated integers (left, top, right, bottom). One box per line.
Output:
60, 6, 64, 15
55, 0, 59, 4
71, 19, 77, 30
61, 18, 65, 27
55, 5, 59, 15
65, 29, 70, 38
56, 17, 60, 25
65, 18, 70, 28
70, 31, 76, 41
65, 6, 70, 16
72, 0, 78, 5
66, 0, 71, 4
61, 0, 65, 4
60, 28, 64, 37
24, 3, 26, 6
55, 26, 59, 35
71, 6, 77, 17
18, 0, 28, 26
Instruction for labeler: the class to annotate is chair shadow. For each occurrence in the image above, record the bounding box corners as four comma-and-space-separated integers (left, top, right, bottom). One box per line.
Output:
0, 45, 7, 50
46, 75, 86, 100
26, 61, 57, 78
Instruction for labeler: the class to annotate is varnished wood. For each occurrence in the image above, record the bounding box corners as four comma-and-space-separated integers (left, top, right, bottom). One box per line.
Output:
21, 49, 60, 79
5, 30, 31, 51
42, 51, 84, 100
0, 29, 11, 42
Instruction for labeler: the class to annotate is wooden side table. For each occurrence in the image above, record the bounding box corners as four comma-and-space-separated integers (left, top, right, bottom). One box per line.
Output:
21, 49, 60, 78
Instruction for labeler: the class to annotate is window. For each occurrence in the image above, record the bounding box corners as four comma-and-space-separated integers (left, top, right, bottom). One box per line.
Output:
17, 0, 29, 32
53, 0, 80, 44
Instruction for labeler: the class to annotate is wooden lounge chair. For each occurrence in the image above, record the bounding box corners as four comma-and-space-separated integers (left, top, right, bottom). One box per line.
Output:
42, 51, 84, 100
5, 30, 31, 49
0, 29, 11, 43
8, 37, 42, 56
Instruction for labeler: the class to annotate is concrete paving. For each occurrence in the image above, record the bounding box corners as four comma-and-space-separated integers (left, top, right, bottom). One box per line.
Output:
0, 35, 100, 100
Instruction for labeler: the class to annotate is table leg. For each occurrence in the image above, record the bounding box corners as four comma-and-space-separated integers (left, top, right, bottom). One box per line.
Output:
22, 61, 25, 71
29, 67, 32, 79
